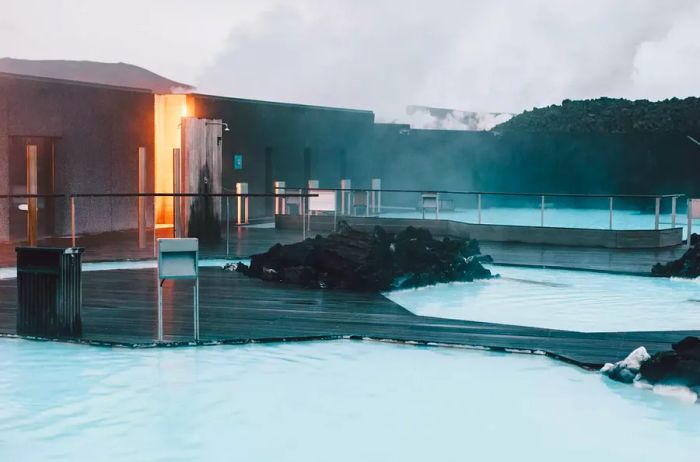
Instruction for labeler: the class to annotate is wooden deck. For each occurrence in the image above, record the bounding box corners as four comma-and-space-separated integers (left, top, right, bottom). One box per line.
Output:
1, 267, 696, 369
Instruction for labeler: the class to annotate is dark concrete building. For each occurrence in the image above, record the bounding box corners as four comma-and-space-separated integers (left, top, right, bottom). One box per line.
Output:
191, 93, 374, 219
0, 72, 155, 242
0, 72, 375, 243
3, 64, 697, 244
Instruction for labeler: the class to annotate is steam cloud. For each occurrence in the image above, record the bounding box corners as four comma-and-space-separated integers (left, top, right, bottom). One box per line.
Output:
196, 0, 700, 126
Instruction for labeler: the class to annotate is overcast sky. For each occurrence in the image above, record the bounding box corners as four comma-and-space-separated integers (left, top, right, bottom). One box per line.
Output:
2, 0, 699, 121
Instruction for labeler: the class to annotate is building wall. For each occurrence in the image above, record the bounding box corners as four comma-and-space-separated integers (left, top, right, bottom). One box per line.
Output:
0, 73, 154, 241
0, 89, 7, 241
192, 94, 374, 219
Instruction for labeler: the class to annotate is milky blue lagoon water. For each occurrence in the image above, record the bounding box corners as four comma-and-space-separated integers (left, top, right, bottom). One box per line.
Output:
387, 265, 700, 332
382, 206, 698, 237
0, 339, 698, 462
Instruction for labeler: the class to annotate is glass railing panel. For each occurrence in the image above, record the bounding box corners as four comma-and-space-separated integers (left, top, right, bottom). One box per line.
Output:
479, 193, 541, 227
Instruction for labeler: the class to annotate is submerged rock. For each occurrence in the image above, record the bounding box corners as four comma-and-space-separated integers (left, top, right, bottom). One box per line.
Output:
604, 337, 700, 393
651, 238, 700, 278
235, 222, 492, 291
601, 346, 650, 384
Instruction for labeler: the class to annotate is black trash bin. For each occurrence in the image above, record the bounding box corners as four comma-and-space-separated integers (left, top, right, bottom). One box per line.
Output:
15, 247, 84, 338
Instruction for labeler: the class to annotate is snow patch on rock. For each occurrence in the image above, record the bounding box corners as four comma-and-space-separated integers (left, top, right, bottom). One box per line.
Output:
601, 346, 651, 384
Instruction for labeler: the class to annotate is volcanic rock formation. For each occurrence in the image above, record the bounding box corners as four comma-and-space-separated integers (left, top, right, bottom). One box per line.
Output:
233, 222, 492, 291
651, 236, 700, 278
602, 336, 700, 401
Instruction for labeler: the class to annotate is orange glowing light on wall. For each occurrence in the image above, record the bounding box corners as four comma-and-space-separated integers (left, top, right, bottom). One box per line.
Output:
154, 94, 191, 226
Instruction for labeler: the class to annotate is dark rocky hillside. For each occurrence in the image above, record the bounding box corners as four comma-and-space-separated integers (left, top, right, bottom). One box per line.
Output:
494, 97, 700, 134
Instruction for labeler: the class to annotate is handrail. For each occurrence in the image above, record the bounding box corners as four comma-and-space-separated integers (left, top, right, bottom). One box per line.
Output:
1, 190, 682, 199
283, 187, 684, 200
0, 192, 316, 198
3, 192, 318, 251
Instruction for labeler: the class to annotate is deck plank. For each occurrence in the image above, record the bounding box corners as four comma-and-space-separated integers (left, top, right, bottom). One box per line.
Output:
0, 267, 696, 368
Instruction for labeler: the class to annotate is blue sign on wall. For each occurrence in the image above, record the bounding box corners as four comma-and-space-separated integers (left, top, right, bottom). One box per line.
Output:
234, 154, 243, 170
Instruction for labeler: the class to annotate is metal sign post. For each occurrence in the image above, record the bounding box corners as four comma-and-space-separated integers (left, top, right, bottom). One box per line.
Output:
157, 238, 199, 342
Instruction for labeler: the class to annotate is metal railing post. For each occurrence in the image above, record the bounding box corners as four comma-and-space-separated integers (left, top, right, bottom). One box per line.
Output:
436, 193, 440, 220
671, 196, 677, 228
71, 196, 76, 247
157, 281, 163, 342
236, 183, 249, 225
194, 278, 200, 341
274, 181, 286, 215
302, 192, 307, 240
687, 199, 693, 247
370, 178, 382, 215
226, 196, 230, 257
137, 147, 147, 249
609, 197, 613, 230
173, 148, 181, 238
540, 195, 545, 227
477, 193, 482, 224
654, 197, 661, 230
340, 179, 351, 215
365, 190, 370, 217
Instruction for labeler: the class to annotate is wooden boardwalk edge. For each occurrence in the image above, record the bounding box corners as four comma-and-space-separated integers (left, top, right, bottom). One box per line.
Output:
1, 266, 697, 370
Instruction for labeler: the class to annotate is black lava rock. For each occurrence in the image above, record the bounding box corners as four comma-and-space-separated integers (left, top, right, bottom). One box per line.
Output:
639, 337, 700, 387
235, 222, 492, 291
673, 336, 700, 361
651, 241, 700, 278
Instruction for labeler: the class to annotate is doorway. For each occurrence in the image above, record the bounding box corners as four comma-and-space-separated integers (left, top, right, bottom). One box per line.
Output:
8, 137, 56, 241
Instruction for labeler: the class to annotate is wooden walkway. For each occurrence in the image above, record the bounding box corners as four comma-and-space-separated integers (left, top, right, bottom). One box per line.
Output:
1, 267, 697, 368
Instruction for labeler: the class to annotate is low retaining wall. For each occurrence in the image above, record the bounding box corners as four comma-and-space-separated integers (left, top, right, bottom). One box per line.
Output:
275, 214, 683, 249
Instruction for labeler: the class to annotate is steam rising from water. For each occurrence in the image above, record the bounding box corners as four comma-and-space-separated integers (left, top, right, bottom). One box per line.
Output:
197, 0, 700, 124
405, 106, 513, 131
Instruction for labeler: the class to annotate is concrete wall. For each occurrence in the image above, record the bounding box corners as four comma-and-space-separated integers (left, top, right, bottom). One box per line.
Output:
0, 73, 154, 240
192, 94, 375, 219
0, 87, 7, 241
276, 214, 683, 249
